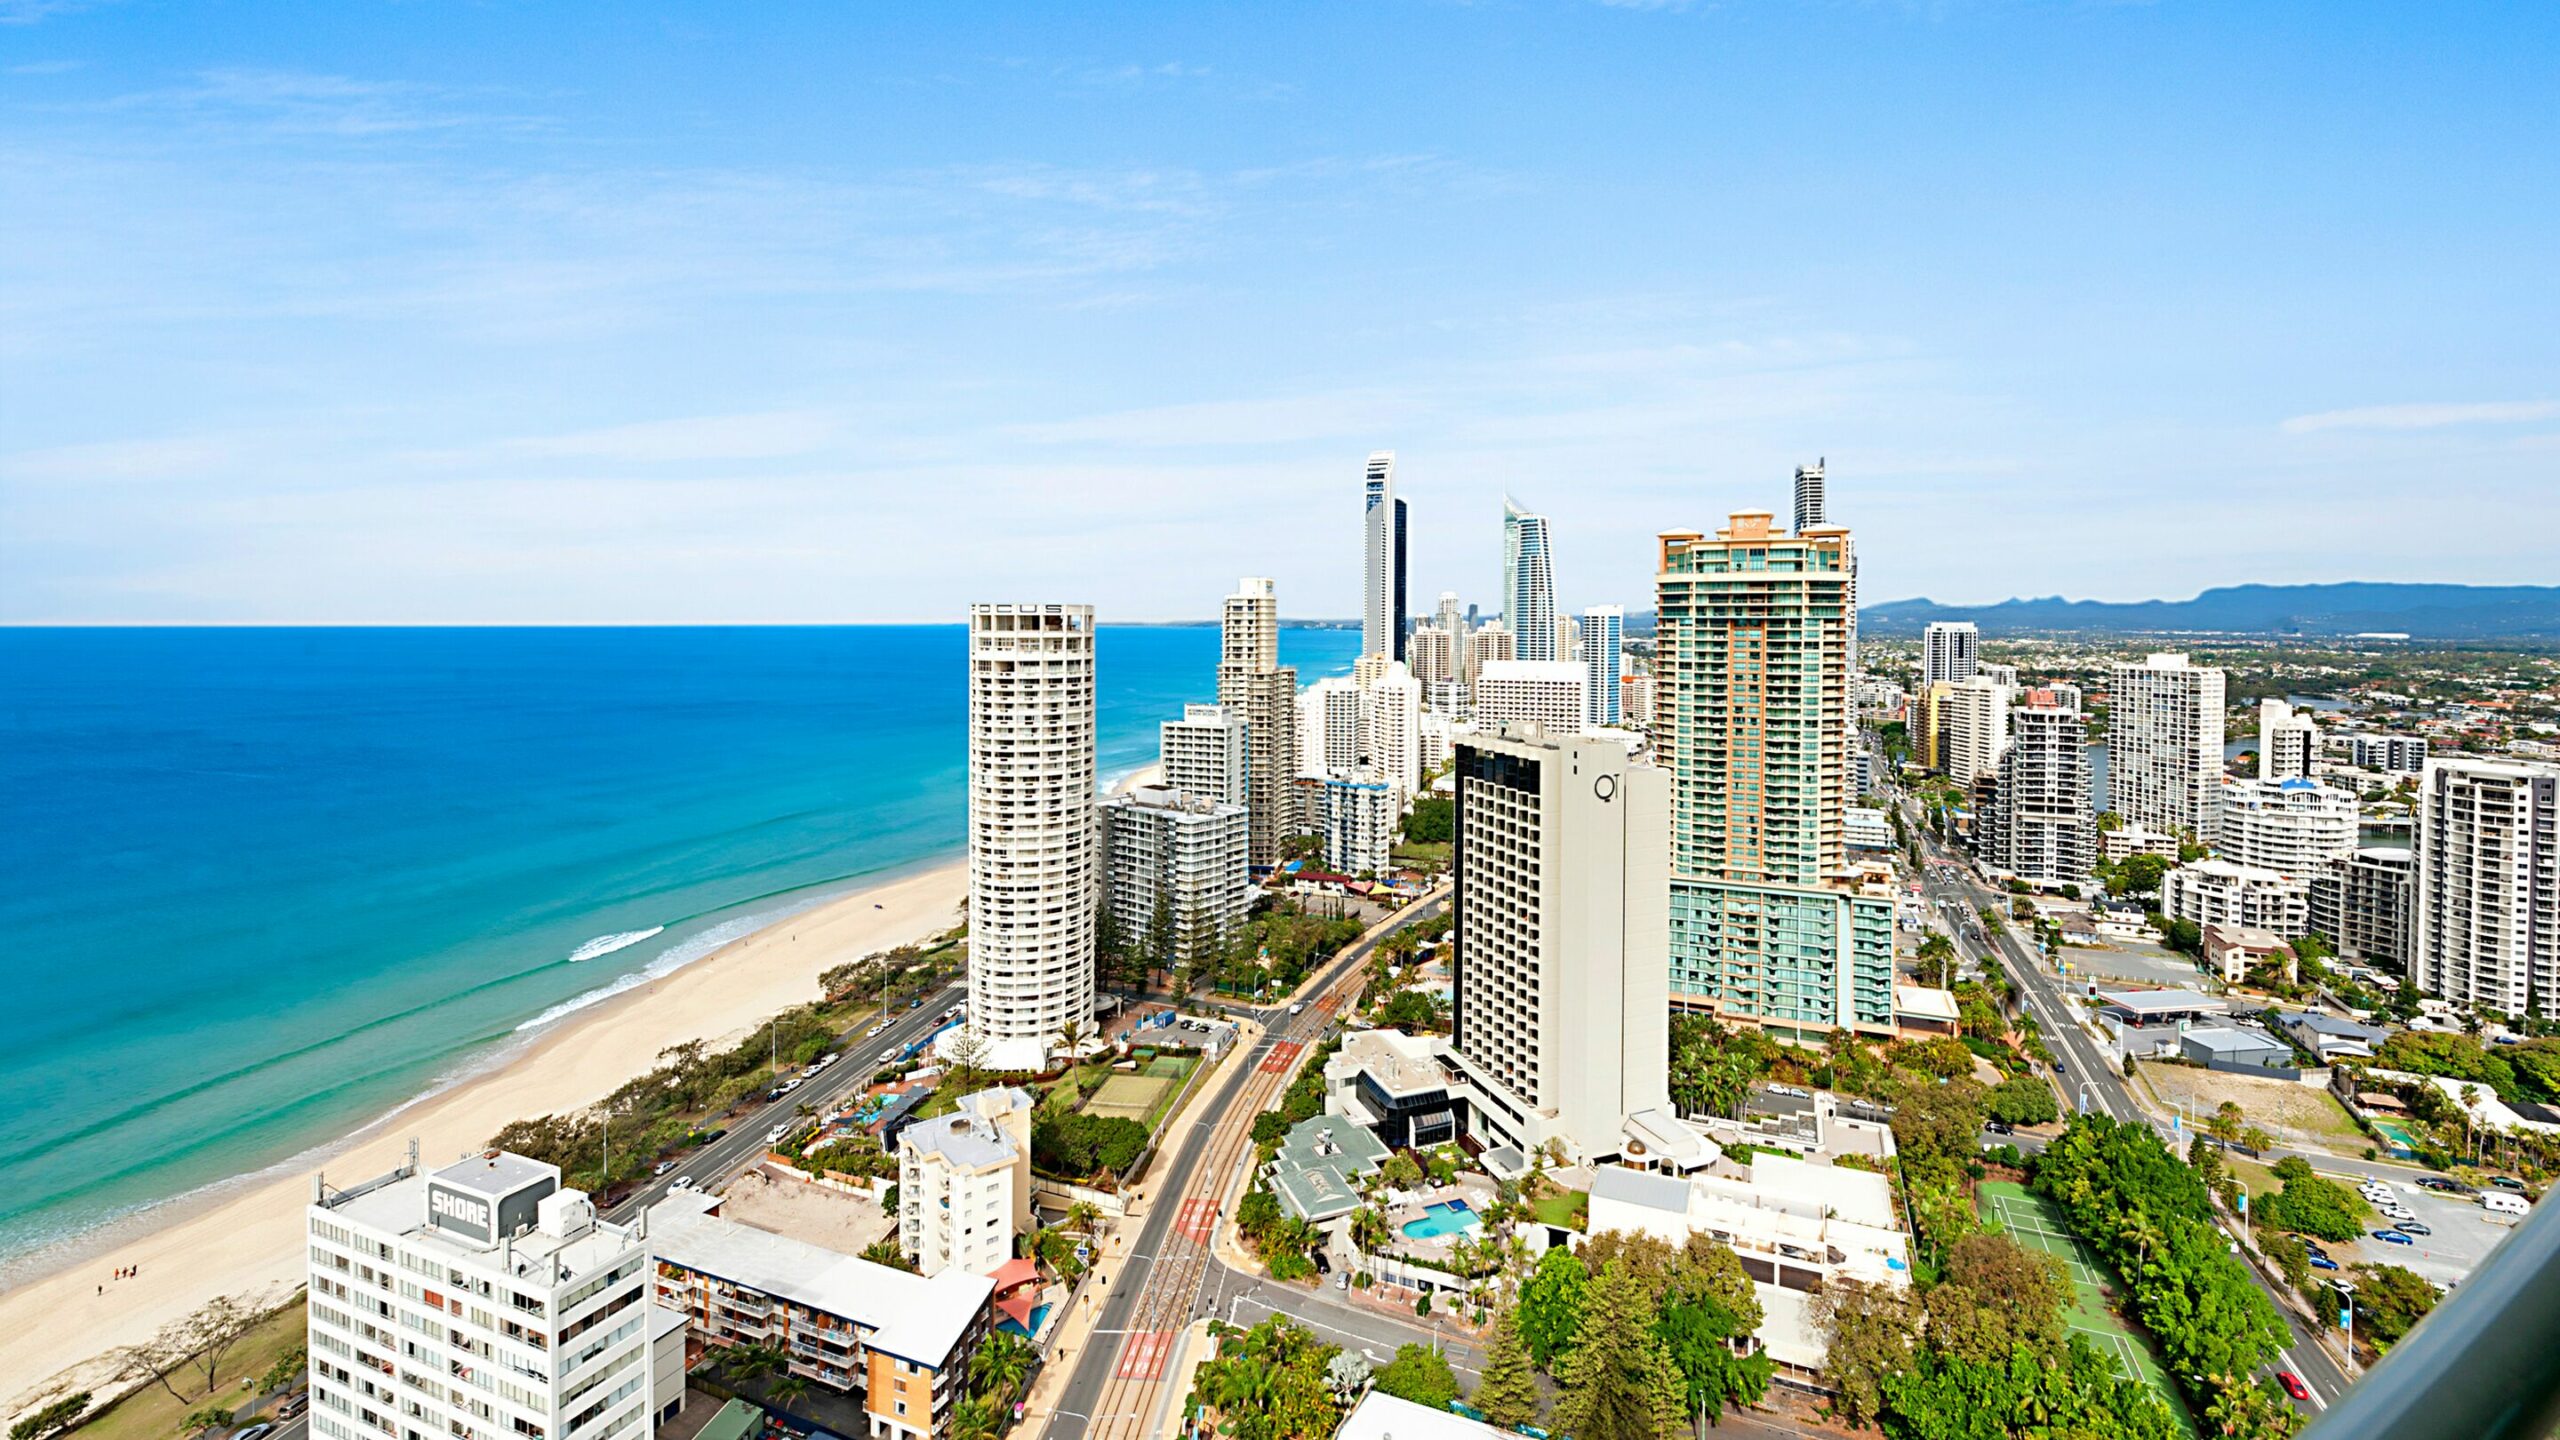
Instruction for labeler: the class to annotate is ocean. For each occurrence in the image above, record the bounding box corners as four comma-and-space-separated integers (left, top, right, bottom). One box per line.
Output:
0, 624, 1360, 1275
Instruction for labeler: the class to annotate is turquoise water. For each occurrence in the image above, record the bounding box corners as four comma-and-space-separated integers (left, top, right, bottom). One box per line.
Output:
0, 624, 1358, 1273
1401, 1199, 1478, 1239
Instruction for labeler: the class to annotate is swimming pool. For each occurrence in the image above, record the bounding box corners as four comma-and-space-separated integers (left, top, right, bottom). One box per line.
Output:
2370, 1118, 2422, 1158
1401, 1200, 1478, 1240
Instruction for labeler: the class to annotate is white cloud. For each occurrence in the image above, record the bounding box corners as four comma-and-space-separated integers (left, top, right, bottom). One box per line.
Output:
2281, 400, 2560, 433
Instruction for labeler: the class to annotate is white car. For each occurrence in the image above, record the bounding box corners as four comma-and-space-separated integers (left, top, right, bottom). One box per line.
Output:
765, 1124, 791, 1145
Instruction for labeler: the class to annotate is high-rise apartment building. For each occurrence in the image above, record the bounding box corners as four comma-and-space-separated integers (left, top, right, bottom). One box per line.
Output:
1364, 662, 1423, 803
1216, 577, 1299, 868
1792, 459, 1827, 533
1464, 620, 1515, 688
2310, 846, 2413, 968
1656, 510, 1895, 1034
2413, 757, 2560, 1017
1452, 726, 1672, 1162
1977, 662, 2020, 693
1473, 660, 1588, 738
1408, 622, 1458, 686
1435, 591, 1466, 644
1160, 702, 1249, 809
2343, 733, 2430, 774
1921, 622, 1979, 687
1362, 452, 1408, 662
1554, 614, 1581, 664
1581, 606, 1624, 727
965, 603, 1096, 1071
1100, 785, 1250, 973
1321, 769, 1397, 875
2162, 858, 2309, 937
1300, 676, 1364, 777
2214, 777, 2358, 881
1620, 671, 1656, 732
306, 1149, 667, 1440
898, 1086, 1035, 1278
1939, 677, 2011, 786
2109, 653, 2227, 838
2258, 698, 2319, 782
1988, 693, 2095, 887
1501, 498, 1557, 662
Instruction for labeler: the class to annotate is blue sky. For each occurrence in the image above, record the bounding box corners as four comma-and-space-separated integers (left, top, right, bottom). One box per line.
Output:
3, 2, 2555, 623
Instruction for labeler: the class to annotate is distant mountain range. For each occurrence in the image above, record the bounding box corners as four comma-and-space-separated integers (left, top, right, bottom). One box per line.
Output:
1859, 583, 2560, 640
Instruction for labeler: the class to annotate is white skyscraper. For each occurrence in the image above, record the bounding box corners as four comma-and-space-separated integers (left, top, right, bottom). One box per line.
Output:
1792, 459, 1827, 533
307, 1149, 666, 1440
1435, 590, 1466, 643
1321, 769, 1397, 875
1301, 675, 1364, 776
1218, 577, 1299, 867
1921, 621, 1979, 687
2413, 757, 2560, 1017
1161, 702, 1249, 809
1501, 497, 1557, 663
965, 602, 1097, 1070
1474, 660, 1588, 737
1582, 605, 1624, 728
1362, 452, 1408, 663
2110, 653, 2228, 837
1939, 676, 2011, 786
1407, 622, 1458, 686
2258, 698, 2319, 782
1452, 725, 1673, 1163
1986, 693, 2094, 887
1364, 662, 1424, 804
2214, 777, 2358, 881
1101, 785, 1251, 972
899, 1086, 1034, 1279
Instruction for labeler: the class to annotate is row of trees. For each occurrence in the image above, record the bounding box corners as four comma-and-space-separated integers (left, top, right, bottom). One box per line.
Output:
2033, 1114, 2296, 1427
1504, 1231, 1774, 1435
1815, 1232, 2189, 1439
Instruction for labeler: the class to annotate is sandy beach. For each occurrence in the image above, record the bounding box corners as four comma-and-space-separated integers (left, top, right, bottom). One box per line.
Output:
0, 858, 968, 1414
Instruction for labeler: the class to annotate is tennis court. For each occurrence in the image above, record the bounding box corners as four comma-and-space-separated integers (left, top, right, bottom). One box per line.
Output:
1084, 1072, 1170, 1120
1978, 1181, 2188, 1423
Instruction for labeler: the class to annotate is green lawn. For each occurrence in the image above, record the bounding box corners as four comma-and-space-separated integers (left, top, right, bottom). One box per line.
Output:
1977, 1181, 2193, 1432
1529, 1189, 1588, 1230
70, 1298, 306, 1440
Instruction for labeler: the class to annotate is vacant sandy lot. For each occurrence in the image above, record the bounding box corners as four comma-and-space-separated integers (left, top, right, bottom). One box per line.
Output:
2136, 1062, 2366, 1150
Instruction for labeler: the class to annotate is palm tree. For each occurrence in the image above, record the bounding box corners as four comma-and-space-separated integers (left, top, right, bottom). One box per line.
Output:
1064, 1199, 1102, 1238
972, 1331, 1036, 1402
768, 1374, 811, 1410
1055, 1018, 1092, 1060
949, 1396, 1001, 1440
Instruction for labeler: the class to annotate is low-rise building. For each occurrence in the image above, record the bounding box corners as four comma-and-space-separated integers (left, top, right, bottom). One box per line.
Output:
1845, 806, 1894, 852
2179, 1023, 2299, 1078
2203, 922, 2294, 985
2273, 1011, 2389, 1065
1586, 1152, 1909, 1381
1265, 1113, 1390, 1223
898, 1086, 1034, 1278
1335, 1391, 1512, 1440
651, 1194, 992, 1440
2101, 822, 2181, 863
2162, 857, 2310, 938
2097, 987, 2232, 1055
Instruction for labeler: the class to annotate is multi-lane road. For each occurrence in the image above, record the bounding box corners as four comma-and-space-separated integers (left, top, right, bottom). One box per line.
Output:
598, 979, 966, 1226
1911, 819, 2357, 1415
1044, 893, 1447, 1440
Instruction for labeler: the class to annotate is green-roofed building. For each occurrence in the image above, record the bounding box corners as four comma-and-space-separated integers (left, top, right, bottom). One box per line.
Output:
1266, 1114, 1390, 1222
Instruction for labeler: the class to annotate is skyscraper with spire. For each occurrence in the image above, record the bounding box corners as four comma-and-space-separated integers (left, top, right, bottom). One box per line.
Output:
1792, 459, 1827, 532
1501, 497, 1557, 663
1362, 452, 1408, 662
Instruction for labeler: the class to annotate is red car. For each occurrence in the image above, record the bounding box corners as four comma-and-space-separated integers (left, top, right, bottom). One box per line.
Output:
2277, 1372, 2311, 1403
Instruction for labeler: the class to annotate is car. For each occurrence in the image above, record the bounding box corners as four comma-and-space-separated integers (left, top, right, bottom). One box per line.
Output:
764, 1124, 791, 1145
877, 1049, 899, 1064
2490, 1176, 2531, 1192
1985, 1120, 2015, 1135
1289, 1002, 1307, 1016
2307, 1253, 2340, 1271
2277, 1373, 2311, 1403
2419, 1177, 2477, 1195
277, 1396, 309, 1420
670, 1175, 695, 1191
2398, 1220, 2433, 1236
1336, 1273, 1350, 1291
2375, 1228, 2414, 1245
652, 1160, 675, 1177
235, 1425, 276, 1440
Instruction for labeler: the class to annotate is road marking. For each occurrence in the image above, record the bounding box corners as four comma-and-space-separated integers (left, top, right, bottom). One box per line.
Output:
1175, 1197, 1216, 1244
1260, 1041, 1303, 1074
1113, 1330, 1175, 1379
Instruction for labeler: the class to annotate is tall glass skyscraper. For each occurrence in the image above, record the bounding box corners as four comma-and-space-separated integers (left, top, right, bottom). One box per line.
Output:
1582, 605, 1623, 727
1363, 452, 1408, 662
1501, 497, 1556, 663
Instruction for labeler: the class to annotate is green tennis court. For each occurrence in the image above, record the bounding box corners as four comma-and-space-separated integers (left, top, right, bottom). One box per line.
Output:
1978, 1181, 2190, 1427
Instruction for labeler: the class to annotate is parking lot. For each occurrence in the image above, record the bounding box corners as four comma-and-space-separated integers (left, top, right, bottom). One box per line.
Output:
2325, 1175, 2526, 1289
2058, 936, 2210, 989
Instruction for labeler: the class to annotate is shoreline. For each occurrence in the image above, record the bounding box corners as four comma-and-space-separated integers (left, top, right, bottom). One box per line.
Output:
0, 857, 970, 1414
